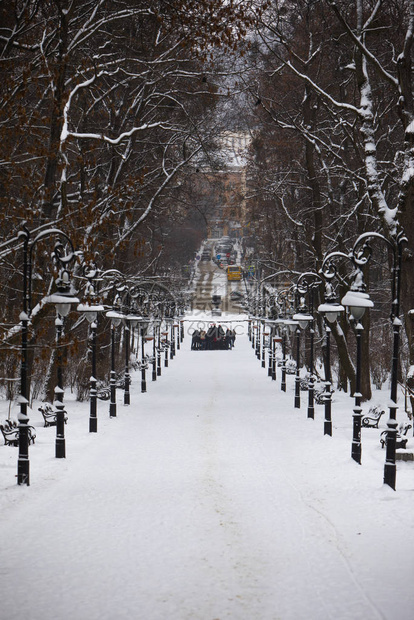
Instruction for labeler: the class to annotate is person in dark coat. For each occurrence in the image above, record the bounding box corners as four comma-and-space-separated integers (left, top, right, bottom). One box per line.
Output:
217, 324, 225, 349
206, 325, 216, 349
191, 329, 200, 350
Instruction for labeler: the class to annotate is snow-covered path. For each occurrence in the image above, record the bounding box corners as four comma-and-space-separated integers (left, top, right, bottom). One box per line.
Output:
1, 319, 413, 620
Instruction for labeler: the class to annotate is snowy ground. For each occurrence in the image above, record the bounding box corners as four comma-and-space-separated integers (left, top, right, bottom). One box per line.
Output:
1, 259, 413, 619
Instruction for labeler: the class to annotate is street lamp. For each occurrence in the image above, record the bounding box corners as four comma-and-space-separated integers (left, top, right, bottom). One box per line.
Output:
139, 318, 150, 392
294, 273, 323, 419
161, 331, 169, 367
346, 231, 407, 488
46, 266, 79, 457
124, 309, 141, 403
106, 301, 123, 418
175, 322, 180, 351
282, 317, 299, 402
291, 311, 309, 410
77, 272, 105, 433
252, 322, 257, 351
170, 319, 176, 359
256, 320, 261, 360
275, 320, 287, 390
12, 227, 77, 485
262, 327, 269, 369
341, 282, 374, 464
320, 248, 375, 464
317, 285, 344, 436
156, 319, 163, 377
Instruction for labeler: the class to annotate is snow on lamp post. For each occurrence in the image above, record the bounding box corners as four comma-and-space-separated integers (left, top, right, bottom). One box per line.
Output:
77, 273, 105, 433
292, 306, 313, 413
151, 319, 160, 382
106, 301, 123, 418
13, 227, 77, 485
348, 231, 407, 489
282, 317, 299, 404
293, 273, 322, 420
46, 266, 79, 457
341, 283, 374, 464
320, 246, 375, 465
124, 309, 141, 402
317, 283, 344, 437
139, 318, 150, 393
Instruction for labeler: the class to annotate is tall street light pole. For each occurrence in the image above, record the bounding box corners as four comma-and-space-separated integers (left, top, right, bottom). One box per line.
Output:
294, 273, 323, 420
341, 282, 374, 464
47, 262, 80, 458
317, 283, 344, 437
13, 227, 77, 485
140, 318, 150, 393
106, 301, 123, 418
347, 232, 407, 488
77, 268, 105, 432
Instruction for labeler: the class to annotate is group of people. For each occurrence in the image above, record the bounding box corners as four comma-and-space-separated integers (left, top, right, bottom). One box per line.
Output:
191, 324, 236, 350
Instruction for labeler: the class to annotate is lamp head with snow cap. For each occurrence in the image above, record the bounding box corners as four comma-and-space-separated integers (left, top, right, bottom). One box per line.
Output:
318, 284, 344, 323
341, 290, 373, 321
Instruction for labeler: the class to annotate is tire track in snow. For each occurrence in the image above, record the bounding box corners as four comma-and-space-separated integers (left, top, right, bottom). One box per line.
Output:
276, 468, 386, 620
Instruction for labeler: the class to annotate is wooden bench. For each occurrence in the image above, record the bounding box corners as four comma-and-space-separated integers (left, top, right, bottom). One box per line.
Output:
0, 420, 36, 446
96, 379, 125, 401
38, 403, 68, 427
285, 361, 296, 375
380, 422, 412, 449
362, 406, 385, 428
314, 385, 334, 404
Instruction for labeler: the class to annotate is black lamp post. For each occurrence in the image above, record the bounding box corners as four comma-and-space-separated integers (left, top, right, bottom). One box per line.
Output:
291, 288, 309, 411
77, 273, 105, 432
124, 308, 141, 403
320, 249, 374, 464
267, 322, 274, 377
283, 318, 297, 394
293, 321, 302, 409
317, 285, 344, 436
341, 285, 374, 464
14, 227, 77, 485
162, 330, 169, 367
294, 274, 322, 420
345, 231, 407, 488
47, 267, 79, 458
274, 286, 296, 393
170, 319, 176, 359
256, 320, 261, 360
123, 315, 131, 405
106, 303, 123, 418
54, 317, 65, 456
278, 322, 287, 391
140, 318, 150, 392
152, 320, 159, 381
175, 321, 180, 351
262, 326, 268, 369
156, 319, 162, 377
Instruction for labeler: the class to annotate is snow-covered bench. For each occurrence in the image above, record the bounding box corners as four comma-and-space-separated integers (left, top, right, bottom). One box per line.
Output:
38, 403, 68, 427
380, 422, 412, 449
0, 420, 36, 446
96, 378, 125, 400
362, 406, 385, 428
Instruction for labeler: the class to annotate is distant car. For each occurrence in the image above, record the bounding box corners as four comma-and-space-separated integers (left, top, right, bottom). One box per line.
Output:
211, 307, 222, 316
230, 290, 244, 300
217, 245, 232, 254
